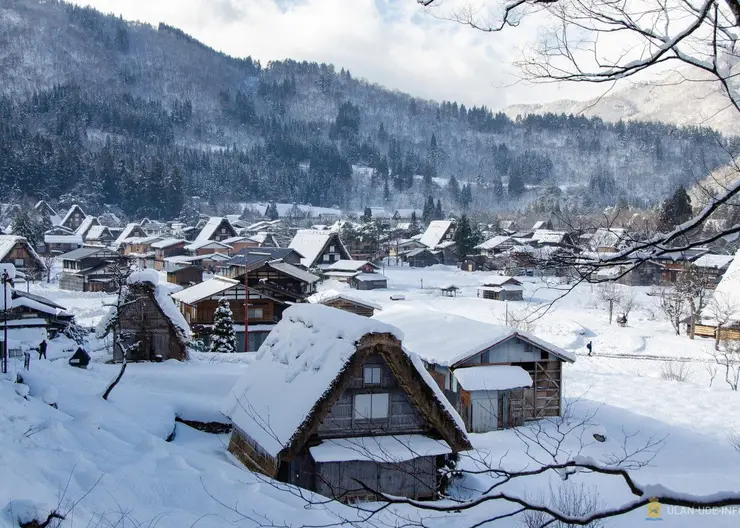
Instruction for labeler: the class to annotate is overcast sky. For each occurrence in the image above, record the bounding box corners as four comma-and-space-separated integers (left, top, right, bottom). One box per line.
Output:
66, 0, 609, 109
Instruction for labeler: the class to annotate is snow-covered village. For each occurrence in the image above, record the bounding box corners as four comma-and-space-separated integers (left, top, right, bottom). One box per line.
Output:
3, 0, 740, 527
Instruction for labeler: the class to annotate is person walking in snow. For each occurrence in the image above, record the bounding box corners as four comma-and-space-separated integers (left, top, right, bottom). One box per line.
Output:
586, 341, 593, 357
38, 339, 47, 360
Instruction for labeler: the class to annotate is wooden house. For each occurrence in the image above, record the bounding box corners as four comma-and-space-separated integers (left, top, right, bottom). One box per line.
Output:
184, 239, 232, 256
221, 236, 257, 254
224, 304, 471, 502
588, 228, 630, 253
691, 254, 734, 286
651, 248, 709, 283
419, 220, 456, 250
0, 236, 46, 275
323, 260, 388, 290
219, 248, 305, 276
163, 253, 231, 285
475, 236, 522, 257
6, 289, 74, 338
44, 225, 84, 255
34, 200, 61, 225
98, 270, 190, 362
74, 216, 101, 241
84, 225, 115, 246
477, 276, 524, 301
374, 307, 575, 432
247, 232, 280, 248
405, 248, 440, 268
151, 239, 188, 270
193, 217, 238, 244
309, 291, 382, 317
58, 247, 128, 292
114, 223, 148, 249
58, 204, 86, 232
288, 230, 352, 269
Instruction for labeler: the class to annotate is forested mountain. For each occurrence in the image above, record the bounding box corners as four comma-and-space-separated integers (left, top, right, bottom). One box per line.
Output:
0, 0, 735, 220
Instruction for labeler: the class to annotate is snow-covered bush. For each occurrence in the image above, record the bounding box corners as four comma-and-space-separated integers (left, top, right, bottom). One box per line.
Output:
210, 298, 236, 353
62, 321, 89, 345
660, 361, 691, 382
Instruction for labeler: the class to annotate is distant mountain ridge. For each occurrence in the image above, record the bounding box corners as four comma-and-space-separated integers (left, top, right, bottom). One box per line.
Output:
504, 70, 739, 137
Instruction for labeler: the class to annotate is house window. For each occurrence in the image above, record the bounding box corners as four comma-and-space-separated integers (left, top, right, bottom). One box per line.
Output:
323, 254, 330, 262
221, 228, 227, 234
329, 245, 336, 252
14, 258, 24, 267
363, 366, 381, 385
480, 350, 490, 363
540, 350, 549, 360
354, 393, 389, 420
248, 307, 264, 319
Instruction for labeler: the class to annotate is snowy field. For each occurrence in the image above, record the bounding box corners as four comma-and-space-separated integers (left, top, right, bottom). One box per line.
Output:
3, 265, 740, 527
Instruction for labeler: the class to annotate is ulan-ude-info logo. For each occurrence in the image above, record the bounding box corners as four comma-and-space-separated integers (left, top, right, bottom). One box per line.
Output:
646, 499, 662, 521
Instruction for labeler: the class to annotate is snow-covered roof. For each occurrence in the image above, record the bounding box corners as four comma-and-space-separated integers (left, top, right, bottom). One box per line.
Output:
85, 225, 110, 240
221, 236, 248, 245
44, 234, 83, 245
11, 291, 71, 317
309, 435, 451, 463
479, 276, 523, 288
703, 249, 740, 324
194, 217, 234, 244
308, 290, 382, 311
184, 240, 232, 251
419, 220, 454, 249
589, 228, 629, 250
115, 223, 145, 246
74, 216, 99, 236
353, 273, 387, 282
374, 305, 575, 365
58, 204, 85, 227
325, 260, 378, 272
171, 276, 240, 305
267, 261, 320, 284
693, 253, 734, 270
476, 236, 517, 250
453, 365, 532, 391
288, 229, 348, 268
151, 238, 186, 249
223, 304, 402, 457
531, 230, 568, 245
0, 236, 42, 267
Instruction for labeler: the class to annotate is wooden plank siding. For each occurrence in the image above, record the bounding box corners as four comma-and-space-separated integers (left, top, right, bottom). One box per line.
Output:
183, 298, 275, 326
694, 324, 740, 340
321, 298, 376, 317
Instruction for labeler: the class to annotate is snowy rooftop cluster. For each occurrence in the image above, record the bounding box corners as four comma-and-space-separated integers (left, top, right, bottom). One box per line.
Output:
224, 304, 400, 456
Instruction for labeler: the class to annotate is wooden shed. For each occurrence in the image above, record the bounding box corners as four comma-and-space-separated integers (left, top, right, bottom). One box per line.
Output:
310, 291, 382, 317
374, 307, 575, 432
477, 276, 524, 301
98, 270, 191, 362
224, 304, 471, 502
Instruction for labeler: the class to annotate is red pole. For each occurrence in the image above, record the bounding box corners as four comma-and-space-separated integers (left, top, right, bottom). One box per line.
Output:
243, 249, 249, 352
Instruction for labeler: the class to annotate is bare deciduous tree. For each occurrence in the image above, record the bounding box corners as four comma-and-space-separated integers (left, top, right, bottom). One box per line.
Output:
714, 339, 740, 390
654, 285, 686, 335
596, 283, 622, 324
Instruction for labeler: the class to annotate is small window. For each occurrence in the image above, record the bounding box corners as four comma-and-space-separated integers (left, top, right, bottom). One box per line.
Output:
540, 350, 549, 360
14, 258, 24, 267
248, 307, 264, 319
329, 245, 336, 252
363, 366, 381, 385
323, 254, 330, 262
354, 393, 389, 420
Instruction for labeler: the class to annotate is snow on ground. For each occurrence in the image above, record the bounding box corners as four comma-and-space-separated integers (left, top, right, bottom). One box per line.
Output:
3, 267, 740, 527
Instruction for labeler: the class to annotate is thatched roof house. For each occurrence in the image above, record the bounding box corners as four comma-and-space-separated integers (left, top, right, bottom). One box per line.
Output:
223, 304, 471, 501
98, 270, 191, 362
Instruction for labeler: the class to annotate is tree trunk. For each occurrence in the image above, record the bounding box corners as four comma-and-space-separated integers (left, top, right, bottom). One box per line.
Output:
715, 325, 722, 351
608, 299, 613, 324
689, 302, 695, 339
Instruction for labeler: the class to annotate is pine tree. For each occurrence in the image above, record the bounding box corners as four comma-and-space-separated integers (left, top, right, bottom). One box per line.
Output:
454, 215, 475, 258
266, 201, 279, 220
362, 206, 372, 223
448, 175, 461, 205
658, 185, 692, 232
210, 298, 237, 353
492, 175, 504, 201
460, 183, 473, 210
435, 199, 443, 220
507, 170, 525, 197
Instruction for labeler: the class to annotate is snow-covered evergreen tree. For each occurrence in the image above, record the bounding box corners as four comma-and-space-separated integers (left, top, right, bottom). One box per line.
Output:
210, 298, 237, 353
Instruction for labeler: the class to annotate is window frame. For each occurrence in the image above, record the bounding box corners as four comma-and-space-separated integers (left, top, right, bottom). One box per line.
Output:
363, 365, 382, 385
353, 393, 389, 420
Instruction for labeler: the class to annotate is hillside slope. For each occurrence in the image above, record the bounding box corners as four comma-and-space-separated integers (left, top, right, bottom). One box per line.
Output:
0, 0, 734, 218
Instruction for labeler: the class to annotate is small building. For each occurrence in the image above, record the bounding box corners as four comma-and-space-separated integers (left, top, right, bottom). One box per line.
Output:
351, 273, 388, 290
419, 220, 456, 250
288, 229, 352, 269
475, 236, 522, 257
477, 276, 524, 301
58, 247, 128, 292
58, 204, 86, 232
193, 217, 238, 244
184, 240, 232, 256
696, 249, 740, 339
84, 225, 115, 246
223, 304, 471, 502
309, 291, 382, 317
405, 248, 440, 268
151, 238, 188, 270
114, 223, 148, 249
323, 260, 387, 289
98, 270, 190, 362
374, 307, 575, 431
0, 236, 46, 276
6, 289, 74, 338
247, 232, 280, 248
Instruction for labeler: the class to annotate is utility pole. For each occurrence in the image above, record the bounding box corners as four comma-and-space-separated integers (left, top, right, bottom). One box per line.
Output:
243, 248, 249, 353
2, 269, 9, 374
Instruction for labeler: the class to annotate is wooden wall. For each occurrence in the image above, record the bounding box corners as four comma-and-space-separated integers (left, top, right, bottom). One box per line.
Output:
322, 298, 375, 317
316, 353, 426, 438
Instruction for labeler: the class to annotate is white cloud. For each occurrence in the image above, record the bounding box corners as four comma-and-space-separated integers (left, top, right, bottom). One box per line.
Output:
66, 0, 606, 108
